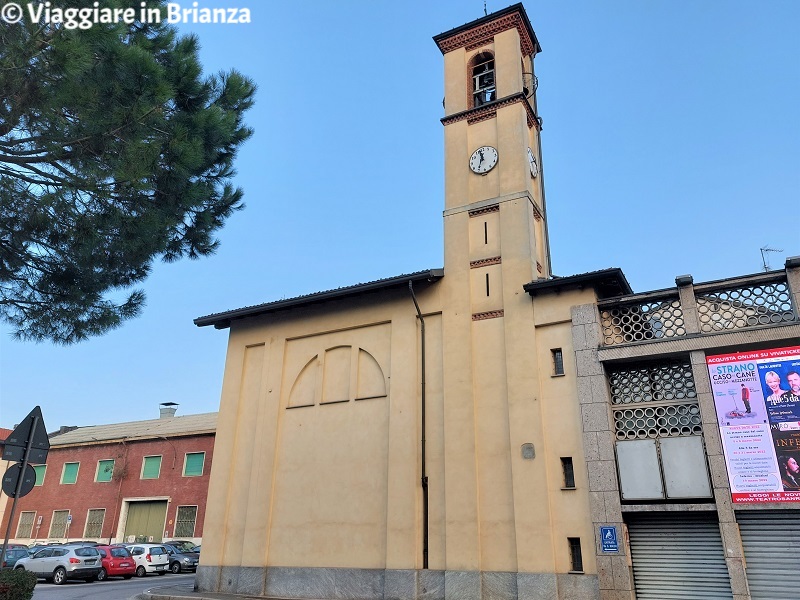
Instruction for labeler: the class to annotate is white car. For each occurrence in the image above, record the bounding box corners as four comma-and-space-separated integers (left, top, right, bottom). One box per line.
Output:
124, 543, 170, 577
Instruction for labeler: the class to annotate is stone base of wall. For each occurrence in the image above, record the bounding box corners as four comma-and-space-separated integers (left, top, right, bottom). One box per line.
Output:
195, 565, 598, 600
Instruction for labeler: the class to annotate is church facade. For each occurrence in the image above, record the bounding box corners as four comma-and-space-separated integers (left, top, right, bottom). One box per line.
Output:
194, 4, 800, 600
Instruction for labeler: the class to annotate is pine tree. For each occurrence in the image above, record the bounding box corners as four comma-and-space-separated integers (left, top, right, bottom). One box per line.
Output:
0, 1, 255, 343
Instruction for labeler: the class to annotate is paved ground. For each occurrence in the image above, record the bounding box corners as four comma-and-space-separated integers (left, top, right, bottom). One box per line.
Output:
29, 573, 195, 600
131, 581, 257, 600
131, 581, 326, 600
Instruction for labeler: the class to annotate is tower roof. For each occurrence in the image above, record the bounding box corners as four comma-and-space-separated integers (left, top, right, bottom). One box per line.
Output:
433, 3, 541, 56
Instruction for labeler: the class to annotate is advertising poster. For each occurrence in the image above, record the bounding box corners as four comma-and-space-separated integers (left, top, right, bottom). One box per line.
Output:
707, 345, 800, 503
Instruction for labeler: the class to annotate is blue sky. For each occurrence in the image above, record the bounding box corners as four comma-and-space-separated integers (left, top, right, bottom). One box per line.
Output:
1, 0, 798, 431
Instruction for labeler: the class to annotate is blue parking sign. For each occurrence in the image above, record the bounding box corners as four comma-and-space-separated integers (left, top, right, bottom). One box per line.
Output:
600, 526, 619, 553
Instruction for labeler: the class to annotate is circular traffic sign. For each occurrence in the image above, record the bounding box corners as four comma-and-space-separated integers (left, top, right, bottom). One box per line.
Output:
1, 463, 37, 498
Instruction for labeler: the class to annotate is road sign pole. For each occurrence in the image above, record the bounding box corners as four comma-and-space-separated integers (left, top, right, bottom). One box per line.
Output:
1, 414, 40, 563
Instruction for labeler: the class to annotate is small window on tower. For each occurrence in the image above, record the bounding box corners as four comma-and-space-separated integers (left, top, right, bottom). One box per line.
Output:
568, 538, 583, 573
472, 53, 496, 107
552, 348, 564, 376
561, 457, 576, 489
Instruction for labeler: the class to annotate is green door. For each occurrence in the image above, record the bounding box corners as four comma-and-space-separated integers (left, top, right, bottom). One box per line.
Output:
124, 501, 168, 543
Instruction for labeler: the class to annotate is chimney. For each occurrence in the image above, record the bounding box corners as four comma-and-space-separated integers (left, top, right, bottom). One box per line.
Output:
48, 425, 79, 437
159, 402, 179, 419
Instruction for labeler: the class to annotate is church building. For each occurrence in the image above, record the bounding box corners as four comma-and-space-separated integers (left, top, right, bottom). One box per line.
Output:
194, 4, 800, 600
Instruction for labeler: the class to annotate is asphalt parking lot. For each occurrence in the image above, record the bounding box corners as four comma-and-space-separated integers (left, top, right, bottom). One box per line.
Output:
29, 572, 195, 600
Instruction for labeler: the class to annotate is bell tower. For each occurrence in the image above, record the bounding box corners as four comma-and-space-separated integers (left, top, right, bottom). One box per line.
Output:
432, 3, 563, 583
434, 2, 549, 296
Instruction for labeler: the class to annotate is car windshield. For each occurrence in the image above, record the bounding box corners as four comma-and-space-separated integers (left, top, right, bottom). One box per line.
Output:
150, 547, 165, 555
75, 548, 99, 557
168, 541, 196, 552
111, 548, 131, 558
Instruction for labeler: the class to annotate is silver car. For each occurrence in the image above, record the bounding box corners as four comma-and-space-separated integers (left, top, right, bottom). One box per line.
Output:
15, 546, 102, 584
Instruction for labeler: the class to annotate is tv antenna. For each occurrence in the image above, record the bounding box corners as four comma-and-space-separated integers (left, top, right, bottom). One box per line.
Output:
760, 246, 782, 272
484, 0, 487, 16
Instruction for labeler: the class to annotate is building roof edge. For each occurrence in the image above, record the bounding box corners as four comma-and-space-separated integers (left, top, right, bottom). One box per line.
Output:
195, 269, 445, 330
523, 268, 633, 299
433, 3, 540, 55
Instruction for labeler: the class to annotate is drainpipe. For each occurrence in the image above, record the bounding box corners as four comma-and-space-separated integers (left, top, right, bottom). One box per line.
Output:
109, 438, 129, 544
409, 281, 429, 569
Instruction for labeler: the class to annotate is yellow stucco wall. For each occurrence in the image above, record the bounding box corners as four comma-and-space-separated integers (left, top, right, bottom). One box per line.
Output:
203, 287, 443, 571
201, 282, 598, 575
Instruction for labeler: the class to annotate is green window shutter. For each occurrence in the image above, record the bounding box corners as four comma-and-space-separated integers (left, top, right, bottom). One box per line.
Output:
96, 459, 114, 482
142, 456, 162, 479
62, 462, 79, 484
33, 465, 46, 486
183, 452, 205, 477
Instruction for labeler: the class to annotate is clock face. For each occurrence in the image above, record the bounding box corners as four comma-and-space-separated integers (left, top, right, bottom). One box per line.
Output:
527, 147, 539, 178
469, 146, 498, 174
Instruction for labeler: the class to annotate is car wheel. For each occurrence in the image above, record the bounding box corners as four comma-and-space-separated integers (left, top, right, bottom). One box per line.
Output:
53, 567, 67, 585
136, 566, 146, 577
96, 568, 107, 581
170, 562, 181, 574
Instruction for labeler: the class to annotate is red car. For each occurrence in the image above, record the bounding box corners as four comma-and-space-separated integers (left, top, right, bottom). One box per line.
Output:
94, 545, 136, 581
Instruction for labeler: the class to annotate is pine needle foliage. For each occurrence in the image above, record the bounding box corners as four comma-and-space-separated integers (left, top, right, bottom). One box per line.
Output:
0, 1, 255, 343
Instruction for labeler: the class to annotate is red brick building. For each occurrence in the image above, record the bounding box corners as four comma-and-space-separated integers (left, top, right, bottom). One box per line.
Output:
0, 406, 215, 546
0, 427, 13, 537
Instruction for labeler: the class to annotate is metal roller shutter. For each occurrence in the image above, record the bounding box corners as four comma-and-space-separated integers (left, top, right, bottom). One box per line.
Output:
627, 512, 733, 600
737, 510, 800, 600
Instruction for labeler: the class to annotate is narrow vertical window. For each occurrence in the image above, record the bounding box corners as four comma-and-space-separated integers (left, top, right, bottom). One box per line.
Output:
568, 538, 583, 572
552, 348, 564, 376
561, 457, 575, 489
484, 221, 488, 244
485, 273, 490, 296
